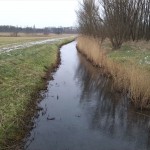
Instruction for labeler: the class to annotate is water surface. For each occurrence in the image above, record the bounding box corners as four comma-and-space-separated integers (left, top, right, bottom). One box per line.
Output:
25, 41, 150, 150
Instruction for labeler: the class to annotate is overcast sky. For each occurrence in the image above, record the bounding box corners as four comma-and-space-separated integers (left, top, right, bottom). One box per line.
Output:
0, 0, 80, 28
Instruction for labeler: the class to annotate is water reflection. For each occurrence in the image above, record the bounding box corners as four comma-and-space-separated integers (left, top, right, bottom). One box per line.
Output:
75, 52, 150, 150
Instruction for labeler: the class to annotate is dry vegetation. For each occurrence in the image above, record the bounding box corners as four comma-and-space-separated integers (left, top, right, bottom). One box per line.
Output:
0, 32, 74, 37
0, 34, 74, 47
77, 36, 150, 109
76, 0, 150, 109
77, 0, 150, 49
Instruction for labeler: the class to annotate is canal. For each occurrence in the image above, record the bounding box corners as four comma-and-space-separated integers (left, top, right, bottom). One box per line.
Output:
24, 41, 150, 150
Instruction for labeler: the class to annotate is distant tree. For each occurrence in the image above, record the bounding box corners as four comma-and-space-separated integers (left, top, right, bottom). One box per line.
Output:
0, 25, 77, 36
11, 26, 19, 37
43, 27, 49, 35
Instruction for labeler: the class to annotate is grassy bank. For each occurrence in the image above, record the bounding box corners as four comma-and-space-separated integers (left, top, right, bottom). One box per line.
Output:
77, 36, 150, 109
0, 38, 73, 148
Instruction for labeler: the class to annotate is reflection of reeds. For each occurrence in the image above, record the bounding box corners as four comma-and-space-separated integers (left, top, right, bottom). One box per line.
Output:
75, 52, 150, 149
77, 36, 150, 109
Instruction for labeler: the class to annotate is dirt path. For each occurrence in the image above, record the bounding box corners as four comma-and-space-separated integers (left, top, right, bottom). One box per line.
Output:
0, 37, 72, 53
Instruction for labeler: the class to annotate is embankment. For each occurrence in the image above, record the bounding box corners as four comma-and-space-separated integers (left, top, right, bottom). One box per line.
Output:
77, 36, 150, 110
0, 38, 74, 149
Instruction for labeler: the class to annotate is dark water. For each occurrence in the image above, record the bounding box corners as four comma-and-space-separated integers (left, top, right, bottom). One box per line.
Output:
24, 41, 150, 150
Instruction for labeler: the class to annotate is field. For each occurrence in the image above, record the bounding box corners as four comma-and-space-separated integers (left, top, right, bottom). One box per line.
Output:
0, 37, 74, 148
0, 32, 50, 37
0, 33, 74, 48
77, 36, 150, 109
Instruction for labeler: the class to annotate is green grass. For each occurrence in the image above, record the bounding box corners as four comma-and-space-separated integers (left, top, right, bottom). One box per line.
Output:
0, 38, 73, 147
108, 41, 150, 71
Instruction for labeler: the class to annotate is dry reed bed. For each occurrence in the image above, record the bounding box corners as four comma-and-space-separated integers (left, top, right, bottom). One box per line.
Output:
77, 36, 150, 109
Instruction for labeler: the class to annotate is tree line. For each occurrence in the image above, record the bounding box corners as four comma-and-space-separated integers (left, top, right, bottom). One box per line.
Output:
0, 25, 77, 36
77, 0, 150, 49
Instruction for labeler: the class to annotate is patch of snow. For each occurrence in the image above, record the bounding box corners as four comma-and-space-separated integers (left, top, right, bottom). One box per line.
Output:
145, 61, 150, 65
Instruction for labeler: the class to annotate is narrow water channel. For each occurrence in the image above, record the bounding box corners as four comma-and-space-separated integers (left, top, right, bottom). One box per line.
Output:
24, 41, 150, 150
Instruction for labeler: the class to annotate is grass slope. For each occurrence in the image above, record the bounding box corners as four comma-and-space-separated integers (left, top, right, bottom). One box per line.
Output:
108, 41, 150, 72
0, 38, 73, 148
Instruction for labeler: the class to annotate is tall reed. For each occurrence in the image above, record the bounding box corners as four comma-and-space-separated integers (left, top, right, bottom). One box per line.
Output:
77, 36, 150, 109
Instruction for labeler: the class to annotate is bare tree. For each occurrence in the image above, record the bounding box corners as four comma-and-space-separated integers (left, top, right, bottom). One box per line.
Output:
77, 0, 150, 49
77, 0, 105, 42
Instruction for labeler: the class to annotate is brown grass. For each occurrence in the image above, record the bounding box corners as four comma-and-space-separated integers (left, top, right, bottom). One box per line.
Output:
77, 36, 150, 109
0, 34, 76, 48
77, 36, 106, 67
0, 32, 76, 37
